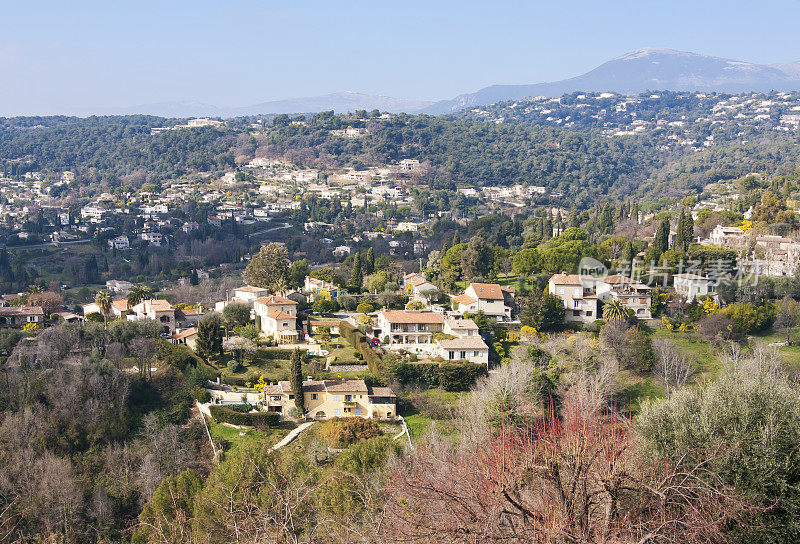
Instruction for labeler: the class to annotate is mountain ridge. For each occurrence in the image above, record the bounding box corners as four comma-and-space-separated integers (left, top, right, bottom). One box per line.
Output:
421, 48, 800, 114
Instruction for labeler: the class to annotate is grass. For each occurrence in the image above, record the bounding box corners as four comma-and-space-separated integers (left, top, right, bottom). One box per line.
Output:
322, 340, 360, 364
749, 329, 800, 370
614, 371, 664, 415
207, 418, 291, 454
652, 328, 723, 378
399, 388, 461, 441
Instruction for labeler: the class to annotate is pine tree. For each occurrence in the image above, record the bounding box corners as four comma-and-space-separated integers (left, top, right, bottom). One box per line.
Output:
290, 348, 305, 412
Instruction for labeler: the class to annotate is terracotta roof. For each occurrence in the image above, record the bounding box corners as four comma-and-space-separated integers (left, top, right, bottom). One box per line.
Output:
445, 317, 479, 330
111, 299, 129, 312
468, 282, 505, 300
311, 320, 341, 327
146, 299, 174, 312
0, 306, 43, 316
549, 273, 590, 286
235, 285, 268, 293
255, 295, 297, 306
262, 384, 283, 395
436, 336, 489, 350
452, 294, 477, 305
279, 380, 326, 394
179, 307, 204, 316
173, 327, 197, 340
324, 379, 368, 393
266, 310, 295, 320
368, 386, 396, 398
379, 310, 444, 324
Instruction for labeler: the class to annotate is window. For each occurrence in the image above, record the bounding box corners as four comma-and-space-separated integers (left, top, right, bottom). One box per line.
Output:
573, 310, 580, 316
345, 395, 352, 401
311, 393, 318, 400
559, 288, 565, 295
572, 300, 581, 309
586, 311, 593, 317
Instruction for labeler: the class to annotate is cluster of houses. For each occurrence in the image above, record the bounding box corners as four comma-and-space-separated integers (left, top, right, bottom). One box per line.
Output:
706, 224, 800, 277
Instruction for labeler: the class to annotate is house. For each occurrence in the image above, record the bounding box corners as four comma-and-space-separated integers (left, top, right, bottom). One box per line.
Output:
673, 273, 715, 302
452, 283, 515, 321
106, 280, 133, 295
215, 285, 270, 312
548, 273, 599, 324
594, 275, 652, 320
261, 379, 396, 420
403, 273, 438, 302
0, 306, 44, 328
310, 320, 341, 335
434, 336, 489, 366
253, 294, 298, 340
375, 311, 444, 351
82, 298, 130, 319
304, 277, 339, 302
108, 235, 130, 250
443, 317, 480, 337
398, 159, 421, 172
182, 221, 199, 233
261, 310, 298, 344
173, 327, 198, 350
140, 232, 165, 246
176, 306, 205, 327
708, 225, 745, 248
130, 299, 175, 334
332, 245, 352, 258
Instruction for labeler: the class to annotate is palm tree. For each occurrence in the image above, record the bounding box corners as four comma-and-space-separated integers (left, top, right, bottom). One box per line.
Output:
127, 284, 152, 308
602, 299, 632, 322
95, 290, 113, 327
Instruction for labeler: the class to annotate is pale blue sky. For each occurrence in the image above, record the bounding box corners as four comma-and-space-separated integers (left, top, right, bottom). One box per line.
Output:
1, 0, 799, 115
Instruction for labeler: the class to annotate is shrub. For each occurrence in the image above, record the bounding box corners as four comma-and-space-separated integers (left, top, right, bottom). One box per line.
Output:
320, 417, 382, 447
208, 405, 279, 428
390, 361, 487, 391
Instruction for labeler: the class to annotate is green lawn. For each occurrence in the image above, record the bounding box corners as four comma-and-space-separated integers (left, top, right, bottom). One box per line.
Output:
399, 388, 461, 441
652, 328, 723, 378
207, 418, 290, 455
750, 329, 800, 370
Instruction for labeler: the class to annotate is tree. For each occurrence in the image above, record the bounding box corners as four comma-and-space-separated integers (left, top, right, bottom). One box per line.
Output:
244, 243, 289, 293
27, 291, 62, 317
127, 284, 152, 307
350, 252, 363, 288
652, 338, 693, 395
363, 247, 375, 275
638, 365, 800, 541
649, 218, 671, 262
133, 469, 202, 544
602, 299, 632, 322
288, 259, 310, 290
94, 290, 112, 327
776, 296, 800, 345
222, 302, 251, 328
520, 289, 565, 331
290, 348, 304, 412
313, 298, 340, 315
356, 302, 373, 314
223, 336, 256, 365
460, 235, 492, 280
197, 312, 224, 360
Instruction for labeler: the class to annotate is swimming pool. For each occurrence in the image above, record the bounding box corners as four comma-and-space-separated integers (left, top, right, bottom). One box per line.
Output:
219, 400, 252, 405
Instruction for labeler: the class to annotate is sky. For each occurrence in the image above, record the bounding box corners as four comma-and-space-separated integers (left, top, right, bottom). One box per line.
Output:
1, 0, 800, 115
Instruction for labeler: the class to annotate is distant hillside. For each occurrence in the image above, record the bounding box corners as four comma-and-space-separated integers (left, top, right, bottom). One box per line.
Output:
423, 48, 800, 114
77, 92, 434, 118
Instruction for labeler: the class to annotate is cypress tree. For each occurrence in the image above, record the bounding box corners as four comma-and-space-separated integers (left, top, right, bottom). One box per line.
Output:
290, 348, 305, 412
350, 252, 363, 288
364, 247, 375, 275
452, 231, 460, 246
675, 209, 688, 251
682, 210, 695, 249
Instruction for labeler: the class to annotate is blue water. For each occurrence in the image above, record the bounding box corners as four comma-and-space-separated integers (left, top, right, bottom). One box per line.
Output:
219, 400, 251, 405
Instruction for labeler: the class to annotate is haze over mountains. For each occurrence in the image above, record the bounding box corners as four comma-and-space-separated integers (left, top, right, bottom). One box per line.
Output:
78, 48, 800, 118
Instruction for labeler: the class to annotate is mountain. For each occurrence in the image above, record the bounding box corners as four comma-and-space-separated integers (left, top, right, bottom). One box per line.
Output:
77, 92, 433, 118
422, 48, 800, 114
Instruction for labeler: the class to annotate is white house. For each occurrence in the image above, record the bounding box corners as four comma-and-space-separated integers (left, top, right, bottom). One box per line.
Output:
673, 273, 715, 302
451, 283, 515, 321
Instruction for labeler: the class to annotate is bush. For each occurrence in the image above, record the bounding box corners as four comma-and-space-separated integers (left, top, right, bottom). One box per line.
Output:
256, 348, 294, 360
209, 405, 279, 428
390, 361, 488, 391
438, 362, 489, 392
320, 417, 382, 447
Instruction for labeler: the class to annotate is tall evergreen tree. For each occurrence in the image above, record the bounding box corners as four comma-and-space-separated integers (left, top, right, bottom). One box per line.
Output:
350, 252, 363, 288
681, 209, 695, 250
363, 247, 375, 275
452, 231, 461, 246
197, 313, 224, 361
675, 209, 688, 251
290, 348, 304, 412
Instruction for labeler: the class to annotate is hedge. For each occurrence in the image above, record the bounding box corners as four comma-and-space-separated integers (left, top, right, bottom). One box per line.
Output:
257, 348, 294, 360
390, 361, 488, 392
340, 322, 383, 375
208, 405, 280, 429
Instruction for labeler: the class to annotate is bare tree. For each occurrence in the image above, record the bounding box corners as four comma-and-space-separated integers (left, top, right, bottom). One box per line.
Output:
653, 338, 693, 395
